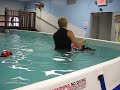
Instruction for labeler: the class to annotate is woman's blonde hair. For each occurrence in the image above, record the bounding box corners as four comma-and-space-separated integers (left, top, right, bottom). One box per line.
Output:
58, 17, 68, 28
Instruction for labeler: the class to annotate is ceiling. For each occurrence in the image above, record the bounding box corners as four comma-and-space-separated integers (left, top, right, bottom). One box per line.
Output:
16, 0, 31, 2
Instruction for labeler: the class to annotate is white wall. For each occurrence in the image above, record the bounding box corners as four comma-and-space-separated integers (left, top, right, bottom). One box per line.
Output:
35, 9, 58, 34
0, 7, 5, 15
111, 12, 120, 41
34, 8, 86, 37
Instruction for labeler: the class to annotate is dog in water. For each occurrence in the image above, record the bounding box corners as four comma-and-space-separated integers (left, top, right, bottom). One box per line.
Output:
73, 45, 96, 51
80, 45, 96, 51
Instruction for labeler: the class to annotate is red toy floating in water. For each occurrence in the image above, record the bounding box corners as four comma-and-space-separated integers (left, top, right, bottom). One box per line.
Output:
0, 50, 12, 57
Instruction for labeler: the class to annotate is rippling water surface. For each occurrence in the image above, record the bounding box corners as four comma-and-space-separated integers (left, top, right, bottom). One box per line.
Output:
0, 30, 120, 90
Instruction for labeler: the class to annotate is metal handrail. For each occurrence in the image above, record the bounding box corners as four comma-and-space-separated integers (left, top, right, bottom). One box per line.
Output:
37, 16, 59, 29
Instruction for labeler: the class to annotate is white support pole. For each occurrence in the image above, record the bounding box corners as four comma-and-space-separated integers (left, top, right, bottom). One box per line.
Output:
114, 15, 120, 42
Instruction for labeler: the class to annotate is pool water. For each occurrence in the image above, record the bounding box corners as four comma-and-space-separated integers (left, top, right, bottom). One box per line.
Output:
0, 30, 120, 90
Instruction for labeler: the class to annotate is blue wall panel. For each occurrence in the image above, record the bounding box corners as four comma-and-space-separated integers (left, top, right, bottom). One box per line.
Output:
0, 0, 25, 11
26, 0, 120, 37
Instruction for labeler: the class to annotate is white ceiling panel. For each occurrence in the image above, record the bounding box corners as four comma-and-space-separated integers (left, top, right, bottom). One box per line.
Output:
16, 0, 31, 2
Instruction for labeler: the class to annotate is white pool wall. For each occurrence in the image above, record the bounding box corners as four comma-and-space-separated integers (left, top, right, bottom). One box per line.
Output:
14, 56, 120, 90
81, 37, 120, 50
13, 32, 120, 90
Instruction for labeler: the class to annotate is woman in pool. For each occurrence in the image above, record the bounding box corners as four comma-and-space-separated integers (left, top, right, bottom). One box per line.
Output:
53, 17, 85, 51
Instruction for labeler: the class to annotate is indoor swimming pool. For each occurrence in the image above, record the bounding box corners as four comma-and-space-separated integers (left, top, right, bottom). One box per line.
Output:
0, 30, 120, 90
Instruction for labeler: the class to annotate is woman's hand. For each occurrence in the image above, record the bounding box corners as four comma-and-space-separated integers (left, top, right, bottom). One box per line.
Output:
82, 38, 86, 42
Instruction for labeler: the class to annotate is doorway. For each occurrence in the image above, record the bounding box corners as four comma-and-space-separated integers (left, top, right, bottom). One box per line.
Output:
90, 12, 112, 41
1, 8, 36, 30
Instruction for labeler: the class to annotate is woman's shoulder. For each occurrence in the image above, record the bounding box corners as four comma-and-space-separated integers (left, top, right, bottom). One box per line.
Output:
67, 30, 73, 34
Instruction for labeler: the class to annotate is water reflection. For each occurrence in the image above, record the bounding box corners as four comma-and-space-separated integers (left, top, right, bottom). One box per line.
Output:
53, 50, 74, 62
9, 65, 34, 71
43, 70, 75, 76
1, 60, 18, 64
11, 77, 29, 81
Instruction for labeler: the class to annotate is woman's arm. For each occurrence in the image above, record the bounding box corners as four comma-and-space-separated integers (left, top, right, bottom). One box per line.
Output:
67, 30, 85, 48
